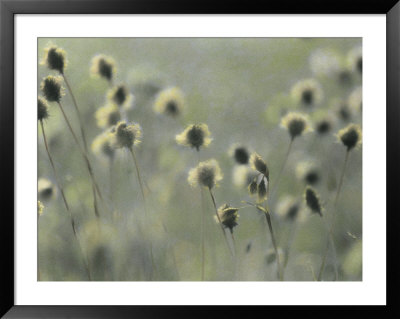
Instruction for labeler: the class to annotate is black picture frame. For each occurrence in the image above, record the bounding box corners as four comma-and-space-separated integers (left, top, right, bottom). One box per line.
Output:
1, 0, 398, 317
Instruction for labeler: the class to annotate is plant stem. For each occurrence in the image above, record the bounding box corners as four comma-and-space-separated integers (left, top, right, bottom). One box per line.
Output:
40, 120, 92, 280
334, 150, 350, 205
208, 188, 235, 257
282, 222, 297, 280
197, 150, 205, 281
271, 139, 293, 198
263, 208, 283, 281
128, 147, 155, 279
57, 101, 103, 218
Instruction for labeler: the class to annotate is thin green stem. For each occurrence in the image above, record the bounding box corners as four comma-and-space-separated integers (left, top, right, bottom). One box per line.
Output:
271, 139, 293, 198
263, 208, 283, 281
208, 188, 235, 257
335, 150, 350, 205
40, 120, 92, 280
57, 101, 103, 218
197, 150, 206, 281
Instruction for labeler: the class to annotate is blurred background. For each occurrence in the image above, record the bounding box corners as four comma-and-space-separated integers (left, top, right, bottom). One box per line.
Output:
38, 38, 362, 281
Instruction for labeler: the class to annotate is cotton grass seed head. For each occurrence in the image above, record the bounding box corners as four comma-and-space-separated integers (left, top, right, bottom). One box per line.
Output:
304, 186, 323, 216
153, 87, 184, 117
291, 78, 323, 107
281, 112, 312, 140
91, 131, 115, 160
337, 123, 362, 151
90, 54, 116, 82
229, 144, 250, 165
276, 196, 300, 221
111, 121, 142, 149
316, 117, 333, 135
38, 96, 50, 121
38, 178, 57, 202
107, 84, 134, 110
40, 75, 64, 103
188, 159, 223, 189
248, 175, 269, 203
216, 204, 239, 232
95, 103, 121, 129
249, 152, 269, 177
176, 124, 212, 151
296, 161, 320, 186
42, 45, 67, 74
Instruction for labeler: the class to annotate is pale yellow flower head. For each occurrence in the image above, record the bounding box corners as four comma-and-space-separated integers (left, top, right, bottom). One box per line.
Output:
110, 121, 142, 149
176, 123, 212, 151
281, 112, 312, 140
153, 87, 184, 117
188, 159, 223, 189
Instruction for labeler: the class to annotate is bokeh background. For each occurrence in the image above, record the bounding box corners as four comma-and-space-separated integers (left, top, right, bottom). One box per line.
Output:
38, 38, 362, 281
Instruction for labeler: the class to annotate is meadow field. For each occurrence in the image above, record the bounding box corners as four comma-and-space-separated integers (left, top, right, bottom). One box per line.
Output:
37, 38, 362, 281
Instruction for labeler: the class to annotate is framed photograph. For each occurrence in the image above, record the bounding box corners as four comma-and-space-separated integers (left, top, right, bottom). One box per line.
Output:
1, 0, 398, 317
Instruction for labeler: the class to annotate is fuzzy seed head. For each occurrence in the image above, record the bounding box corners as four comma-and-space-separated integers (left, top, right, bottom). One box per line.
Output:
277, 196, 301, 221
304, 186, 323, 216
176, 124, 212, 151
316, 118, 332, 135
296, 161, 320, 186
38, 96, 50, 121
153, 87, 184, 117
188, 159, 223, 189
95, 103, 121, 129
216, 204, 239, 232
107, 85, 134, 110
40, 75, 64, 102
111, 121, 142, 149
291, 78, 323, 107
229, 144, 250, 165
337, 123, 362, 151
257, 177, 268, 203
91, 131, 115, 160
281, 112, 312, 140
248, 179, 258, 195
38, 178, 57, 202
42, 45, 67, 73
249, 152, 269, 177
90, 54, 116, 81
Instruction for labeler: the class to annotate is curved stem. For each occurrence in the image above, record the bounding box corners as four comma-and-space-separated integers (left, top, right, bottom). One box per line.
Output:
40, 120, 92, 280
208, 188, 234, 257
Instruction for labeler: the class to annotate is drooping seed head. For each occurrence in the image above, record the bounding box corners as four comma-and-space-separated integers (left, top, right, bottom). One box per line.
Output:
38, 96, 49, 121
188, 159, 223, 189
95, 103, 121, 129
304, 186, 323, 216
216, 203, 240, 232
291, 78, 323, 107
90, 54, 116, 82
337, 123, 362, 151
91, 131, 115, 160
38, 178, 57, 202
40, 75, 64, 102
257, 176, 268, 203
281, 112, 312, 140
248, 178, 258, 195
42, 45, 67, 74
153, 87, 184, 117
176, 123, 212, 151
37, 200, 44, 217
229, 144, 250, 165
111, 121, 142, 149
249, 152, 269, 177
